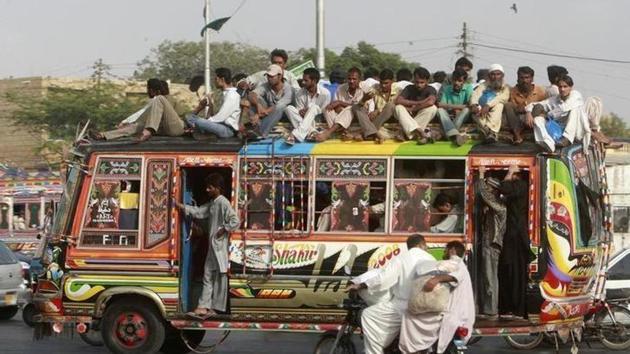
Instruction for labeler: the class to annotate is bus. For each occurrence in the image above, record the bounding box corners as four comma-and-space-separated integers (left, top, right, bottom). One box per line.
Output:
32, 136, 611, 353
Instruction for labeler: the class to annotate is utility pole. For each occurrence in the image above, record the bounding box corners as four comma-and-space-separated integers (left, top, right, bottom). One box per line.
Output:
204, 0, 211, 96
457, 22, 472, 59
315, 0, 325, 77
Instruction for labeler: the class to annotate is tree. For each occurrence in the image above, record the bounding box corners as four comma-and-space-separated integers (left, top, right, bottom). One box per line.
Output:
600, 113, 630, 138
292, 41, 419, 76
133, 40, 270, 83
6, 61, 142, 142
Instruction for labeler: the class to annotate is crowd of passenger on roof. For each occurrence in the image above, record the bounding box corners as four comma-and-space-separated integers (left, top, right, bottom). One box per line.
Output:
89, 48, 612, 153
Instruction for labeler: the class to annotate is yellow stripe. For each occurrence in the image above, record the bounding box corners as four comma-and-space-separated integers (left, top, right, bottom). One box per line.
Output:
311, 139, 402, 155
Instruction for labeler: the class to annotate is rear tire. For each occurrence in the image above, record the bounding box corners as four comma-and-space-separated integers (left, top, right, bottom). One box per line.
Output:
160, 325, 205, 354
314, 332, 356, 354
101, 299, 165, 354
504, 332, 544, 350
22, 303, 38, 327
596, 304, 630, 350
0, 305, 18, 320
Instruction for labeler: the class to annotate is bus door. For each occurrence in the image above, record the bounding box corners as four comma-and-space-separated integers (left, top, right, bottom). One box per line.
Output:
177, 155, 236, 313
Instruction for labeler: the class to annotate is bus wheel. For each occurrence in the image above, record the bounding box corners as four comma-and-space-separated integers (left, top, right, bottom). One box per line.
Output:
160, 325, 205, 354
504, 332, 544, 350
22, 303, 38, 327
101, 300, 165, 354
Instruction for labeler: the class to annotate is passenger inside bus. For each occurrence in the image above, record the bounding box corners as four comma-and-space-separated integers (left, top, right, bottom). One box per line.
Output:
118, 180, 139, 230
429, 193, 463, 233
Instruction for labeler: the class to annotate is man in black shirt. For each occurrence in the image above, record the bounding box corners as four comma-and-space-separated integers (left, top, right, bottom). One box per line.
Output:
394, 67, 438, 144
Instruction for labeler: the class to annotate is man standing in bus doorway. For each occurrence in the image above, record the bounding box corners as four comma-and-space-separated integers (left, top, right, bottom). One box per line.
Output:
477, 166, 506, 319
174, 174, 240, 318
398, 241, 475, 354
498, 165, 530, 320
345, 234, 435, 354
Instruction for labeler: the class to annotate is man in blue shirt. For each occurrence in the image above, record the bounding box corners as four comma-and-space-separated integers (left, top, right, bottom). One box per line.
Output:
436, 69, 473, 146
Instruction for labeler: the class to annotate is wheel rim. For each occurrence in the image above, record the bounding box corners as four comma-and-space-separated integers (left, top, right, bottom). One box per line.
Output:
113, 312, 149, 348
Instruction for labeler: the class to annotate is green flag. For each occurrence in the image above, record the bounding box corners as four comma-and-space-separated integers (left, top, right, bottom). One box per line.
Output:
200, 17, 231, 36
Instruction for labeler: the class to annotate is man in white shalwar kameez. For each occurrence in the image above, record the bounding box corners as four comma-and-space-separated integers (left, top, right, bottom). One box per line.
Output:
525, 74, 590, 153
399, 241, 475, 354
346, 234, 435, 354
175, 173, 240, 318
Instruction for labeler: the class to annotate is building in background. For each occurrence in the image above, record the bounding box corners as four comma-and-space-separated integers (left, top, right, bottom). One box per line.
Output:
606, 139, 630, 253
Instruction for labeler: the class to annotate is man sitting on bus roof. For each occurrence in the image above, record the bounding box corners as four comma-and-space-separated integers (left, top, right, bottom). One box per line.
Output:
470, 64, 510, 144
436, 68, 473, 146
90, 78, 185, 142
247, 64, 294, 138
245, 48, 300, 90
283, 68, 331, 144
394, 68, 413, 91
346, 234, 435, 354
353, 69, 400, 144
504, 66, 547, 145
314, 67, 373, 142
185, 67, 241, 139
393, 67, 438, 145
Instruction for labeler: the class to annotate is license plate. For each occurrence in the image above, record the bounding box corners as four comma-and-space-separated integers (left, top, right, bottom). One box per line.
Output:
3, 294, 17, 305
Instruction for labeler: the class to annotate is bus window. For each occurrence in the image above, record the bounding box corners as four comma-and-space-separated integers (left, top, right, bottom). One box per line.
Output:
78, 157, 143, 248
314, 158, 388, 233
392, 159, 465, 234
239, 158, 309, 232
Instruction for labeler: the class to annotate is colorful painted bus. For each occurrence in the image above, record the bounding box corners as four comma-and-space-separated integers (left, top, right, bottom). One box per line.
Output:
32, 136, 611, 353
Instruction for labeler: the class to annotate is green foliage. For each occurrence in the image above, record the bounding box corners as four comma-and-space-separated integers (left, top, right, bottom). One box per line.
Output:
133, 40, 270, 83
6, 73, 142, 141
292, 41, 419, 76
600, 113, 630, 138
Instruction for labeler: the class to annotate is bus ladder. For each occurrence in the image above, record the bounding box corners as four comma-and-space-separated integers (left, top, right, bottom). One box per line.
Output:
594, 144, 612, 301
239, 138, 310, 279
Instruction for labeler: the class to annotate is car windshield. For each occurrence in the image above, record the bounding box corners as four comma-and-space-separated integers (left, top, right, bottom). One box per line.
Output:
0, 242, 18, 265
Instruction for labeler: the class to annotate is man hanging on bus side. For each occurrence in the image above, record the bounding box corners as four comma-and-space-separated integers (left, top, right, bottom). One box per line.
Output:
174, 174, 240, 318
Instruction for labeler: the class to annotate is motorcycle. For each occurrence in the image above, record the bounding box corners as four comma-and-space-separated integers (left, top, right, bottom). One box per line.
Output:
313, 291, 468, 354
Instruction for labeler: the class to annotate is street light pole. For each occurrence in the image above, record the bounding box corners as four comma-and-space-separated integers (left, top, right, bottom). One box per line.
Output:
315, 0, 325, 77
204, 0, 211, 96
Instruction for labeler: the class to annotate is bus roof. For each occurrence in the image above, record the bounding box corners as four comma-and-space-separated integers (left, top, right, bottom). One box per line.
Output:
80, 136, 545, 158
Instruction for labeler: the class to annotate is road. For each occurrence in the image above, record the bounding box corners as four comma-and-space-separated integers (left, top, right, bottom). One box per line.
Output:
0, 310, 620, 353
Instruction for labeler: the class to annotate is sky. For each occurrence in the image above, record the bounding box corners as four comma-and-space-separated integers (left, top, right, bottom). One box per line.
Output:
1, 0, 630, 121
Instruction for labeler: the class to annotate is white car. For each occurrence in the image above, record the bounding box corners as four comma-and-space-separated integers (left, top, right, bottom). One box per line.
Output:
606, 248, 630, 301
0, 241, 23, 320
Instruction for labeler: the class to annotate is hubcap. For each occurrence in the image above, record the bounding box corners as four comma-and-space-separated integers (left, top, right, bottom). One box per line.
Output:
114, 312, 148, 348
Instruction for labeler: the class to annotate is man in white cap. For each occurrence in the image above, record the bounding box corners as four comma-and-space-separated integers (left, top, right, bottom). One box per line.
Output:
469, 64, 510, 143
247, 64, 294, 137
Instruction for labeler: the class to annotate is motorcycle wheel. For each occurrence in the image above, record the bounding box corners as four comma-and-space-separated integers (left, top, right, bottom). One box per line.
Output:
504, 332, 544, 350
596, 304, 630, 350
314, 332, 356, 354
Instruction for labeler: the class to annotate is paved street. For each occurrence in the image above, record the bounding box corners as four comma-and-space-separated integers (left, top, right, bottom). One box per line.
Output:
0, 310, 621, 354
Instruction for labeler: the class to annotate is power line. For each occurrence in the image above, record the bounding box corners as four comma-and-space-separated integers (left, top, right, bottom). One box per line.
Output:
471, 42, 630, 64
328, 36, 457, 50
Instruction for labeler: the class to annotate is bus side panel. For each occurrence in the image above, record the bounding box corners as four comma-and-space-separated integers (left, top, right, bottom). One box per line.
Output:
539, 158, 595, 322
227, 237, 449, 320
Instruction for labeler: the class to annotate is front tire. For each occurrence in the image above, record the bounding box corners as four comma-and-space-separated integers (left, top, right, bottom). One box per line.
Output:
101, 299, 165, 354
314, 332, 356, 354
0, 305, 18, 320
597, 304, 630, 350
